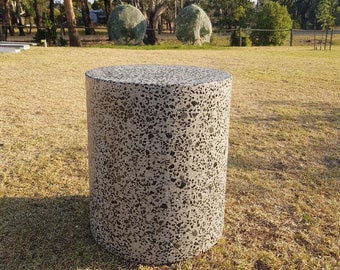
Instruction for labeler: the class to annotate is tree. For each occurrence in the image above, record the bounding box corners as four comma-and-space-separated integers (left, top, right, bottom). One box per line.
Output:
143, 0, 168, 44
274, 0, 340, 29
316, 0, 336, 49
292, 0, 318, 29
64, 0, 81, 46
199, 0, 256, 29
126, 0, 169, 45
21, 0, 35, 32
2, 0, 14, 37
33, 0, 42, 29
104, 0, 112, 20
12, 0, 25, 36
92, 0, 104, 10
250, 1, 292, 45
1, 0, 7, 40
49, 0, 54, 23
80, 0, 95, 35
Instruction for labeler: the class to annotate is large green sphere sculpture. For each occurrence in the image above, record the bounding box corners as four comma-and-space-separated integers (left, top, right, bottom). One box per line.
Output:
107, 4, 147, 45
175, 4, 212, 45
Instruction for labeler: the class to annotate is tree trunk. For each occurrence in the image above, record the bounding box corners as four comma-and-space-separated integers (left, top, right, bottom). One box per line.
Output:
33, 0, 42, 29
329, 27, 333, 50
152, 2, 167, 30
0, 12, 5, 40
80, 0, 95, 35
64, 0, 81, 46
324, 27, 328, 50
143, 1, 168, 45
2, 0, 8, 40
127, 0, 141, 9
320, 30, 324, 50
3, 0, 14, 36
15, 0, 25, 36
104, 0, 112, 21
49, 0, 54, 23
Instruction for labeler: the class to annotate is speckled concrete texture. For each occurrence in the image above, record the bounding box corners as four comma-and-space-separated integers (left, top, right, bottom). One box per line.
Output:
86, 65, 232, 265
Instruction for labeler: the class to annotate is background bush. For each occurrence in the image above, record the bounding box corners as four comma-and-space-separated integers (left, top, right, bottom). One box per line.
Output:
230, 28, 252, 46
250, 1, 292, 46
34, 19, 57, 45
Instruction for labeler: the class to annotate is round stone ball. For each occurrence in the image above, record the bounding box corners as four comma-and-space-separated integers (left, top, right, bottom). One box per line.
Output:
107, 4, 147, 45
175, 4, 212, 45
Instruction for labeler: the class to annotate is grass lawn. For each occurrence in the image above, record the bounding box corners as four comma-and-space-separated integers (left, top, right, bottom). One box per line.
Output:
0, 45, 339, 270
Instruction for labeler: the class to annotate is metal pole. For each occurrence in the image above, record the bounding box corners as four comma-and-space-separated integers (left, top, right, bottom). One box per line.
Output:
174, 0, 177, 18
329, 27, 333, 50
314, 22, 316, 50
239, 27, 242, 46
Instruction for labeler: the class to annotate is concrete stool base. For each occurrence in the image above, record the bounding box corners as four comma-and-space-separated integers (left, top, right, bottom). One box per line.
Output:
86, 65, 232, 264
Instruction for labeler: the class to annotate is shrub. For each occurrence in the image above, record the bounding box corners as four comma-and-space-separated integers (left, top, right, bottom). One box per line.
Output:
58, 37, 68, 46
230, 28, 252, 46
250, 1, 292, 46
34, 19, 57, 45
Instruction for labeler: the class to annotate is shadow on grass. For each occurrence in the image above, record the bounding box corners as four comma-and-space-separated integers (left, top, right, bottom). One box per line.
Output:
0, 196, 137, 270
228, 100, 339, 187
234, 101, 339, 127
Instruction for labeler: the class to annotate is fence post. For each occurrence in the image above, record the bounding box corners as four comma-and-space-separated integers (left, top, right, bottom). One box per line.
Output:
329, 27, 333, 50
314, 24, 317, 50
239, 27, 242, 47
290, 29, 293, 46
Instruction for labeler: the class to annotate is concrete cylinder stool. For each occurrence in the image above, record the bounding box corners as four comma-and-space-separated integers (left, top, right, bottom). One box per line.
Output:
85, 65, 232, 265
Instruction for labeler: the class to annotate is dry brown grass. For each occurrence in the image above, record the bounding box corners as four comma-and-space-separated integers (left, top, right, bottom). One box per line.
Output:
0, 46, 339, 270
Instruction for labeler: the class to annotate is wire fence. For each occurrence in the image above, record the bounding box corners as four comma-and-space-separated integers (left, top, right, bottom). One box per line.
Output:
221, 28, 339, 49
1, 24, 339, 48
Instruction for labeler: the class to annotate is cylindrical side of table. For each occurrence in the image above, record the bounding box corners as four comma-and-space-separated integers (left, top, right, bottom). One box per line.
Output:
85, 65, 232, 265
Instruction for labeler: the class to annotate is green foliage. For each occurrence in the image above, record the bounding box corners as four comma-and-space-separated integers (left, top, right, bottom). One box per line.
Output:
250, 1, 292, 46
316, 0, 336, 29
209, 33, 217, 44
58, 36, 68, 46
199, 0, 256, 29
175, 4, 212, 45
34, 29, 45, 43
34, 19, 57, 45
230, 2, 256, 28
0, 27, 3, 41
230, 28, 252, 46
107, 4, 147, 45
91, 1, 99, 10
54, 7, 61, 18
292, 19, 301, 29
20, 0, 35, 17
337, 6, 340, 25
